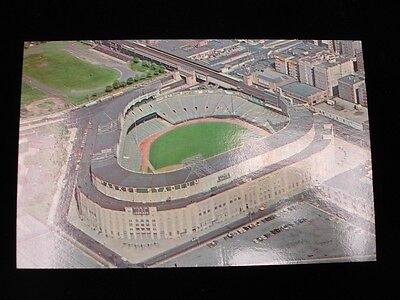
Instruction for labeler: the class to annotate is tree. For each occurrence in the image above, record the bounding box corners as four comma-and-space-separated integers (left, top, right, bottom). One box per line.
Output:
133, 76, 139, 82
142, 60, 149, 68
113, 80, 120, 89
105, 85, 113, 92
154, 70, 159, 76
133, 56, 140, 63
146, 72, 152, 78
120, 81, 127, 88
126, 77, 134, 85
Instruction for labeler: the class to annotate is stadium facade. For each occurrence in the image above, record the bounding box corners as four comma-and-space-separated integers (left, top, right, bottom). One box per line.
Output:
75, 89, 338, 240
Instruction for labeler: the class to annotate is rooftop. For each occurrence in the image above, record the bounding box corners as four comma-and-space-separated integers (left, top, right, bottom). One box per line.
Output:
281, 82, 325, 98
207, 39, 239, 51
256, 68, 296, 83
338, 74, 365, 85
314, 97, 369, 124
315, 56, 352, 69
153, 40, 212, 59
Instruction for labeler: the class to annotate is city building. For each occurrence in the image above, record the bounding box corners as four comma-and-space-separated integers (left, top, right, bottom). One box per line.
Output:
248, 68, 296, 91
358, 82, 368, 107
314, 57, 355, 97
274, 53, 300, 80
338, 73, 366, 105
298, 50, 337, 86
341, 40, 363, 58
280, 82, 328, 105
274, 42, 336, 81
355, 50, 365, 72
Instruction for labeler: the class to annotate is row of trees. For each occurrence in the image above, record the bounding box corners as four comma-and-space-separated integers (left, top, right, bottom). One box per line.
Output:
132, 56, 166, 73
105, 78, 130, 92
105, 58, 166, 93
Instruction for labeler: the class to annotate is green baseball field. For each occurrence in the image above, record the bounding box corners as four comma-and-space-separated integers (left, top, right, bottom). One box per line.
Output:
149, 121, 248, 170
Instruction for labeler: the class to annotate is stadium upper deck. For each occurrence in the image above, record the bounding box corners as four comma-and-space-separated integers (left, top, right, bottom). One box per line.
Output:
89, 90, 313, 188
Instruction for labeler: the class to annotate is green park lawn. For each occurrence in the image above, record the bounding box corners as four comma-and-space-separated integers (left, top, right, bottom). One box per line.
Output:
130, 60, 165, 80
23, 50, 119, 92
23, 41, 90, 56
149, 122, 247, 170
20, 82, 46, 106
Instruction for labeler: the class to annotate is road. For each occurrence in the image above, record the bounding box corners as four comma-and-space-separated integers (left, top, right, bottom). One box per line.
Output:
47, 80, 168, 268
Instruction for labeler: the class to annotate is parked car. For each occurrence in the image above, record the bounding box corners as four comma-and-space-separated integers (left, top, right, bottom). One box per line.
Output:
266, 215, 275, 221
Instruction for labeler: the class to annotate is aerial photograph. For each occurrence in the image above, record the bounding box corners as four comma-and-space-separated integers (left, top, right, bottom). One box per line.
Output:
17, 39, 375, 268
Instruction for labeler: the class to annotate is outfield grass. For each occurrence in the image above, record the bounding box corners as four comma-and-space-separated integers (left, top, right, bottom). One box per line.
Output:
23, 50, 119, 92
149, 122, 247, 169
20, 82, 47, 106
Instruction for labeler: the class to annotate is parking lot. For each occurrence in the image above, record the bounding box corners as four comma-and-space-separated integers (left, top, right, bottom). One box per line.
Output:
157, 201, 376, 267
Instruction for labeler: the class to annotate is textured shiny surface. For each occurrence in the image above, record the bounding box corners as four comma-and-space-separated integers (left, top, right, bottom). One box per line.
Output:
158, 199, 376, 267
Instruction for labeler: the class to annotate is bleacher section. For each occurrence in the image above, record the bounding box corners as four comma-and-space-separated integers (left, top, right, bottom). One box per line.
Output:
120, 90, 290, 171
122, 118, 170, 171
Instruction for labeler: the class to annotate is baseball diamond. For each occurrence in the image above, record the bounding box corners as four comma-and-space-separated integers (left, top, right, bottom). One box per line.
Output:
149, 122, 249, 170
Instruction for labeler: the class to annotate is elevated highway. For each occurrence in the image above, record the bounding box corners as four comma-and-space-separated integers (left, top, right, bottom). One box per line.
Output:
108, 40, 283, 113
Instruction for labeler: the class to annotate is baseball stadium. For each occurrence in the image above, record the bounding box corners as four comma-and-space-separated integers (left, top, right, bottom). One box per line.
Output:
75, 88, 338, 241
